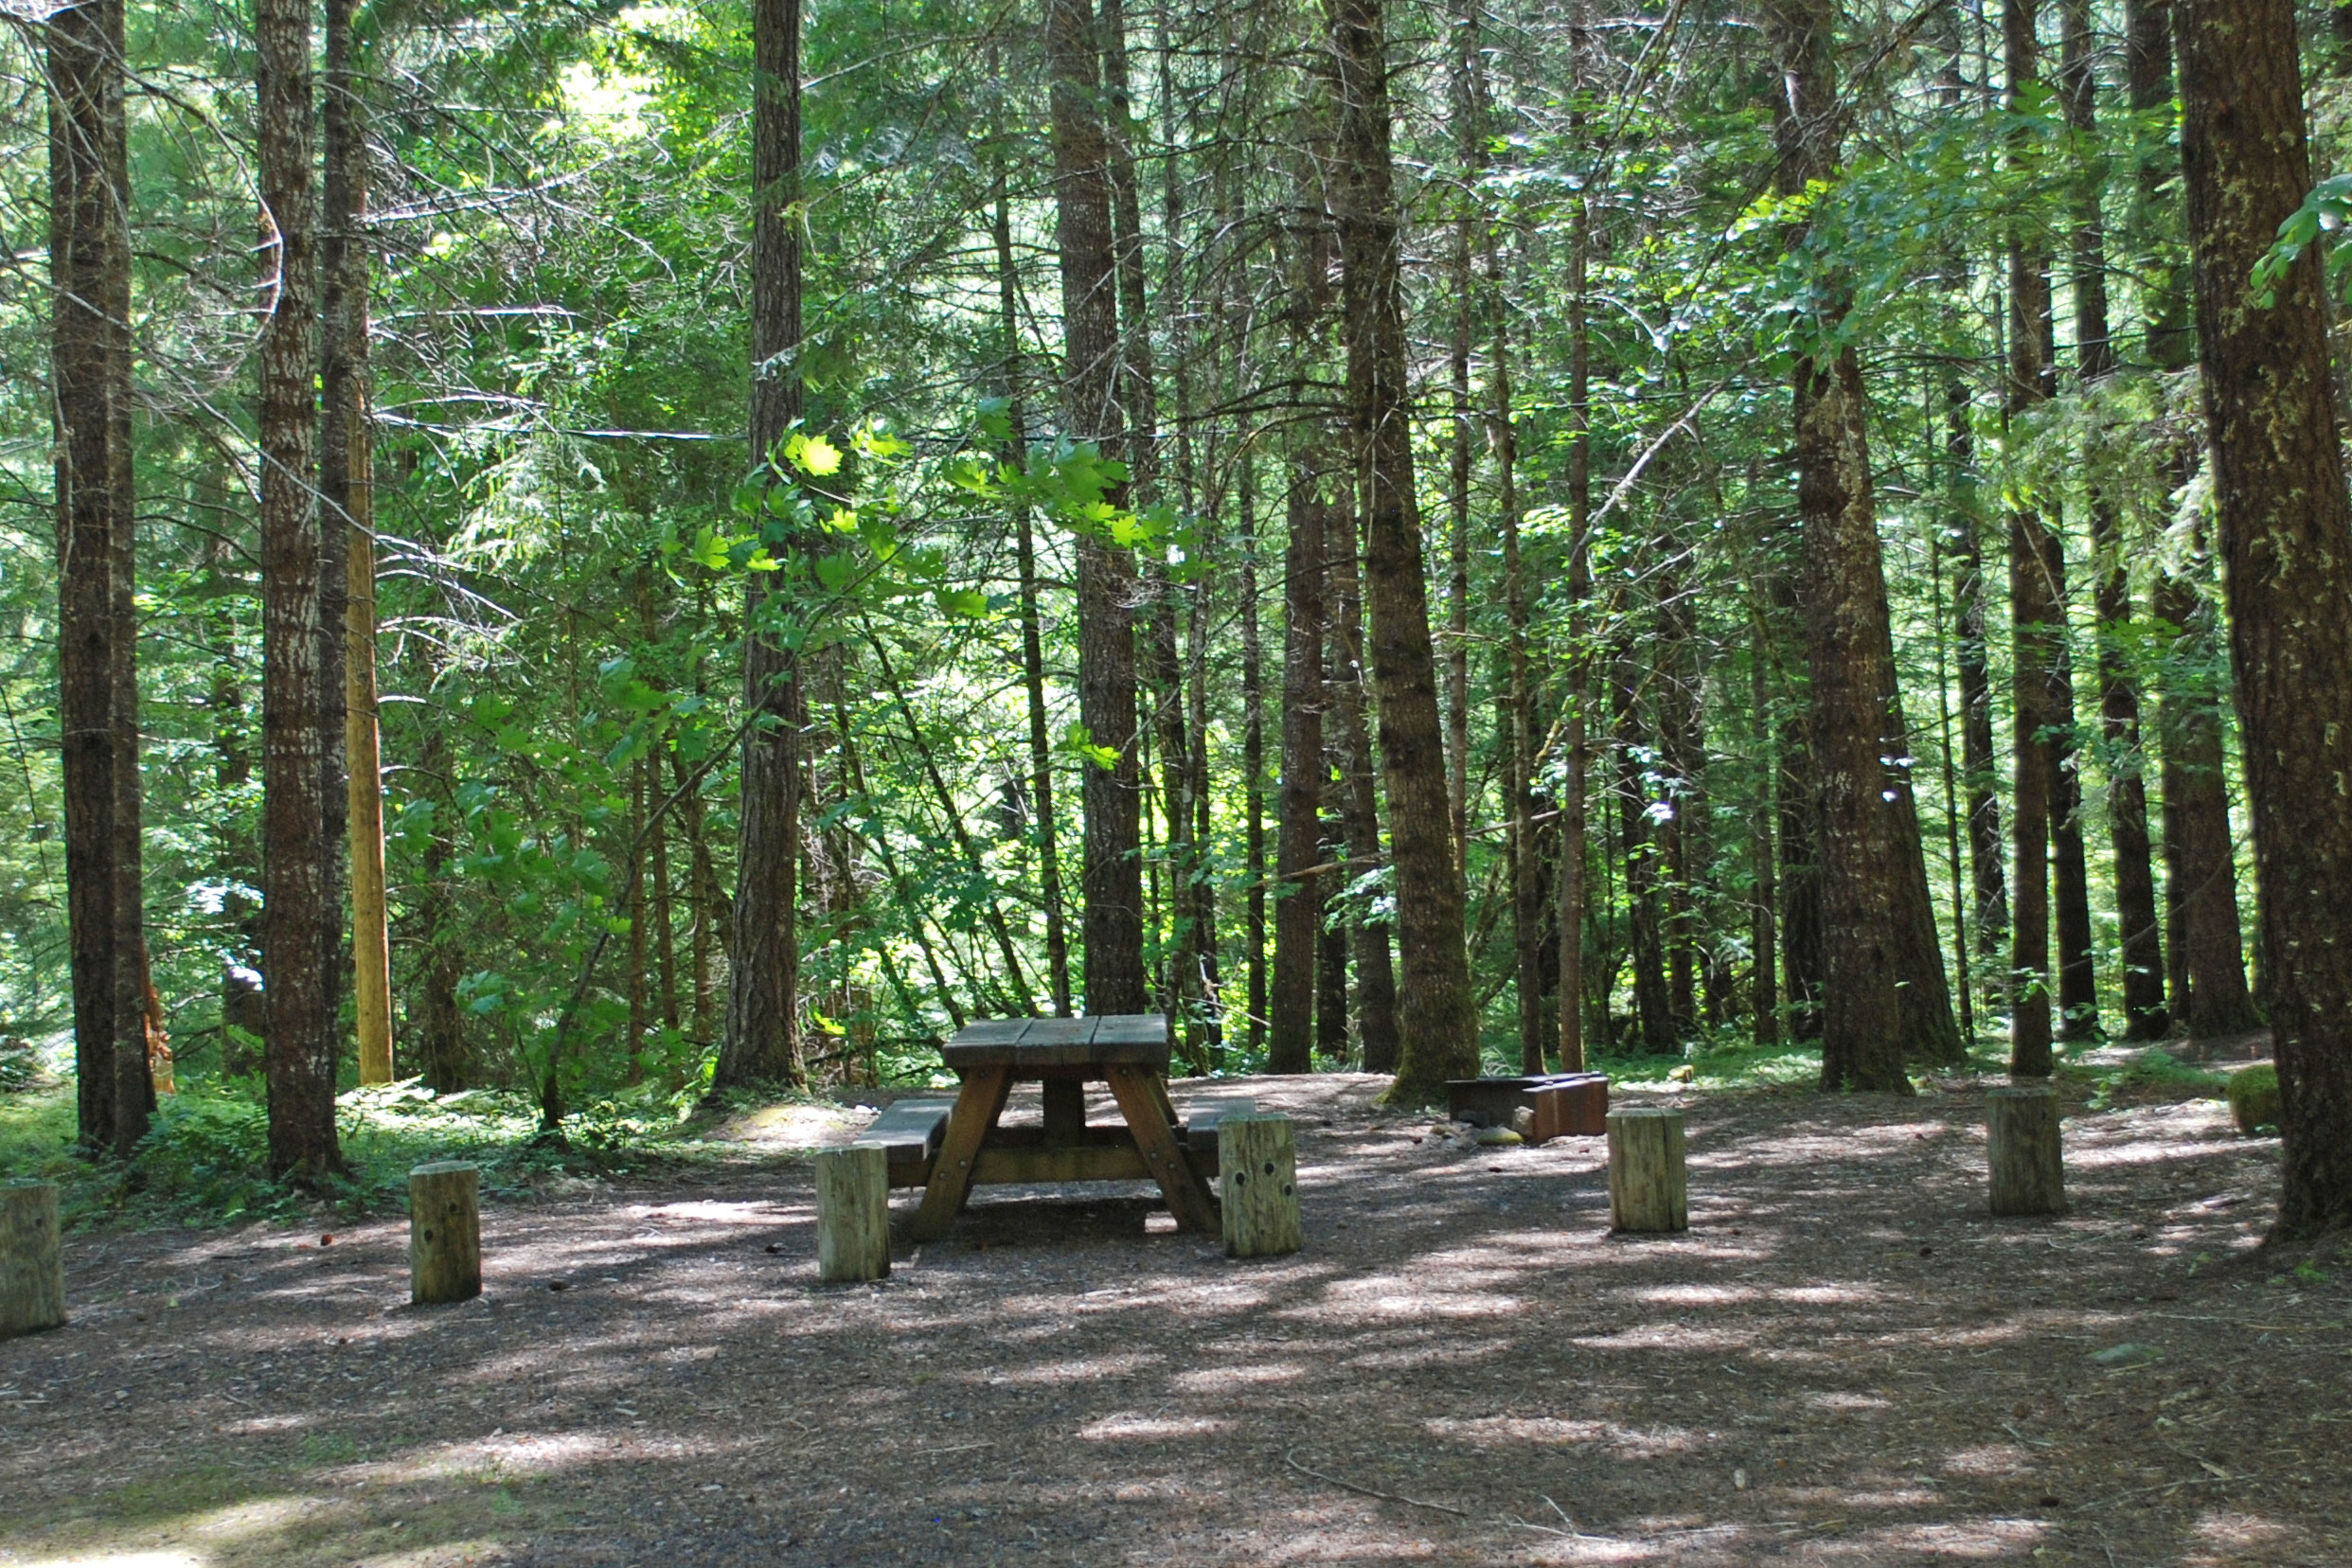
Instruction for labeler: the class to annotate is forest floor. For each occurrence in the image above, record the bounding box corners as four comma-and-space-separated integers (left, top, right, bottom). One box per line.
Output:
5, 1064, 2349, 1567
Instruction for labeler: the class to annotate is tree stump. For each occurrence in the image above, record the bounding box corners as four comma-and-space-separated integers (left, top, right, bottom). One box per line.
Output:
1987, 1085, 2066, 1216
1220, 1114, 1301, 1259
1607, 1108, 1687, 1233
1, 1181, 65, 1339
816, 1146, 891, 1283
409, 1162, 482, 1304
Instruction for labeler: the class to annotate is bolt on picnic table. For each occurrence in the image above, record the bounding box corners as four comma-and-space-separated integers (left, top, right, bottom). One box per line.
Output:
891, 1014, 1238, 1241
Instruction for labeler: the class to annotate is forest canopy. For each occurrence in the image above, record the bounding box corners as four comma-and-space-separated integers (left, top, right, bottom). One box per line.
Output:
8, 0, 2352, 1235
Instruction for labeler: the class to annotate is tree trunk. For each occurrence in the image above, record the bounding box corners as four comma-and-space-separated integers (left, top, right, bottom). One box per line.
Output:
324, 0, 392, 1086
1493, 262, 1543, 1074
2061, 0, 2165, 1040
1268, 488, 1325, 1074
1949, 379, 2008, 1023
1748, 605, 1779, 1045
1656, 543, 1706, 1040
1102, 0, 1198, 1042
1316, 818, 1349, 1062
1558, 45, 1593, 1071
2005, 0, 2058, 1076
1240, 453, 1268, 1052
993, 173, 1071, 1016
48, 0, 148, 1156
1048, 0, 1146, 1016
1327, 0, 1476, 1101
1443, 0, 1481, 868
416, 714, 468, 1094
2175, 0, 2352, 1235
1617, 645, 1674, 1054
258, 0, 340, 1176
1769, 0, 1951, 1089
1327, 502, 1399, 1071
715, 0, 807, 1092
2153, 575, 2257, 1035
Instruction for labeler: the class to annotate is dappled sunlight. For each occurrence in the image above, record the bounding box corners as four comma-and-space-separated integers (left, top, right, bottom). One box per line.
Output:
1423, 1413, 1610, 1446
1077, 1411, 1231, 1440
1939, 1442, 2032, 1477
10, 1077, 2343, 1567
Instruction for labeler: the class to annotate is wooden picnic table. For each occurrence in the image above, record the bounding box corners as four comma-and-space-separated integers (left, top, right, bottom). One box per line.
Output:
890, 1014, 1234, 1241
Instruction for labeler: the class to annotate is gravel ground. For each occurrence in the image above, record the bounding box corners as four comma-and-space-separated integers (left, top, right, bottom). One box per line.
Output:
3, 1070, 2348, 1567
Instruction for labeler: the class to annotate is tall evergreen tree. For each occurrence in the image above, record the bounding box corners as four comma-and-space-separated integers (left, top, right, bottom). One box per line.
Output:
2175, 0, 2352, 1236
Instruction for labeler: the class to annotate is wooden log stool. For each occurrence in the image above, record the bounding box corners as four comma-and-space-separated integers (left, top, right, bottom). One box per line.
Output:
409, 1161, 482, 1304
1987, 1085, 2066, 1216
1607, 1108, 1688, 1233
1, 1180, 66, 1339
1220, 1114, 1301, 1259
816, 1145, 892, 1283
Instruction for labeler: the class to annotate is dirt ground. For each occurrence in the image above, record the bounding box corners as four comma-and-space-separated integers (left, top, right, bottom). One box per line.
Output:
4, 1071, 2348, 1567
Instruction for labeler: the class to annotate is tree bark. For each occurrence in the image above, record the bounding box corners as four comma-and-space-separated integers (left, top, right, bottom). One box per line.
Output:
324, 0, 391, 1085
1558, 24, 1593, 1070
714, 0, 807, 1092
1748, 604, 1779, 1045
1492, 260, 1543, 1074
992, 174, 1071, 1017
2005, 0, 2059, 1076
1443, 0, 1482, 868
2174, 0, 2352, 1233
1327, 501, 1399, 1071
258, 0, 340, 1176
48, 0, 148, 1156
1768, 0, 1951, 1089
1949, 379, 2008, 1024
1240, 453, 1268, 1052
1048, 0, 1147, 1016
1102, 0, 1198, 1041
1618, 645, 1674, 1054
2060, 0, 2165, 1040
1327, 0, 1476, 1101
2153, 574, 2257, 1035
1268, 488, 1325, 1074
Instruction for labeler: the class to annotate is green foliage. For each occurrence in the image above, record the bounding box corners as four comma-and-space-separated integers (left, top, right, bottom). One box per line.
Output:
2063, 1049, 2229, 1113
2228, 1061, 2282, 1136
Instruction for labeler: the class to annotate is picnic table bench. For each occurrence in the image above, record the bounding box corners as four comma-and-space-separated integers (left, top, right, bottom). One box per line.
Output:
865, 1015, 1244, 1240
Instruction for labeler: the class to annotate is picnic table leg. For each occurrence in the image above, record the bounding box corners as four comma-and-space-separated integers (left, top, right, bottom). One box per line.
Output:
911, 1066, 1014, 1241
1104, 1062, 1221, 1234
1139, 1072, 1182, 1131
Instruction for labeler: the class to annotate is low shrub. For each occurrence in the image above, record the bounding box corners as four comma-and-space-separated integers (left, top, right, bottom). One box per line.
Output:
2228, 1061, 2282, 1135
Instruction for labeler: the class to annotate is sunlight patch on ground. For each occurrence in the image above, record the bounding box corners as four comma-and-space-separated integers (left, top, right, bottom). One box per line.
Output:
1167, 1360, 1308, 1391
14, 1557, 206, 1568
2188, 1507, 2307, 1555
352, 1426, 725, 1486
1077, 1412, 1230, 1440
1422, 1414, 1609, 1446
623, 1200, 783, 1225
705, 1100, 860, 1149
989, 1353, 1164, 1384
1939, 1442, 2032, 1476
1801, 1390, 1892, 1411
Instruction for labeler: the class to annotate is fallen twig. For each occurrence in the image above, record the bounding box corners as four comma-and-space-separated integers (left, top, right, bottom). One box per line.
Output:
1282, 1447, 1470, 1517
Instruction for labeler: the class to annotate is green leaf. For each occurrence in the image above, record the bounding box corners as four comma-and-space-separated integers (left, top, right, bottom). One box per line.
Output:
787, 431, 843, 476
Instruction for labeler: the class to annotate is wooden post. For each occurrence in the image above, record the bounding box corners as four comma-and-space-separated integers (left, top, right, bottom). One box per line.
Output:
409, 1161, 481, 1304
817, 1146, 891, 1282
1220, 1114, 1301, 1259
0, 1181, 66, 1338
1987, 1085, 2066, 1216
1607, 1108, 1687, 1233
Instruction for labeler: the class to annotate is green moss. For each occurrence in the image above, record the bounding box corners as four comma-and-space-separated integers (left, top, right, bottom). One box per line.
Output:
2228, 1061, 2281, 1135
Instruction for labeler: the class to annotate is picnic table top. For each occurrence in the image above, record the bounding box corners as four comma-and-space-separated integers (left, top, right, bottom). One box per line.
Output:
940, 1013, 1170, 1071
